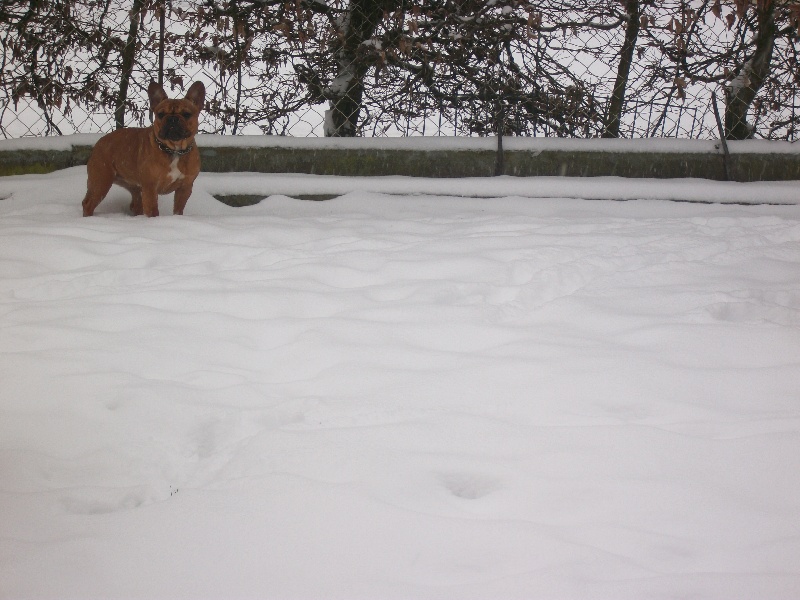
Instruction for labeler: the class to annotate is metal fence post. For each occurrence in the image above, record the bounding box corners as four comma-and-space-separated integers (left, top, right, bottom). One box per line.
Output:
495, 100, 505, 176
711, 92, 732, 181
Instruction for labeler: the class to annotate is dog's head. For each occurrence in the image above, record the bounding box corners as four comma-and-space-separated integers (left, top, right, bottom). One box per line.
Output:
148, 81, 205, 152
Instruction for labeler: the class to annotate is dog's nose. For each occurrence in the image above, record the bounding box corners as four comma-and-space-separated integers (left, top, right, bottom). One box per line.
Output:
166, 115, 181, 125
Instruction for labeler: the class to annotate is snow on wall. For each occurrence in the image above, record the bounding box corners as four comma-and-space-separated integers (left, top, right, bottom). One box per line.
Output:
1, 133, 800, 154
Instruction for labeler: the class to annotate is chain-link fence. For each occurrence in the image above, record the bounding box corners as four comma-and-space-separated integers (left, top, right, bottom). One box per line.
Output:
1, 0, 799, 140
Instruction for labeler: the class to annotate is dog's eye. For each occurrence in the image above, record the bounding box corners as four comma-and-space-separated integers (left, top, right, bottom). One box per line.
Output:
182, 112, 192, 119
157, 112, 166, 119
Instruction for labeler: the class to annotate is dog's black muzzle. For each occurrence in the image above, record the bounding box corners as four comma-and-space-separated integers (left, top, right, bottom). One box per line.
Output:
161, 116, 189, 141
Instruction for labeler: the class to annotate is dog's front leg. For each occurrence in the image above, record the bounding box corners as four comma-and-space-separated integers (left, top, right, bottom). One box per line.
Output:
141, 187, 160, 217
173, 183, 193, 216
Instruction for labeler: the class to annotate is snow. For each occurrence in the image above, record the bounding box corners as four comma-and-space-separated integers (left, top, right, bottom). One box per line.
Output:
1, 165, 800, 599
202, 172, 800, 204
729, 57, 754, 96
326, 65, 357, 97
361, 39, 383, 50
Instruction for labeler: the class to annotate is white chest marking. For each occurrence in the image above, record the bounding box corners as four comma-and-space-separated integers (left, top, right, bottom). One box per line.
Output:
168, 156, 184, 184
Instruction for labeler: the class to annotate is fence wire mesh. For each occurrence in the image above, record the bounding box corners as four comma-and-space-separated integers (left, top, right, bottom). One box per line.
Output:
1, 0, 799, 140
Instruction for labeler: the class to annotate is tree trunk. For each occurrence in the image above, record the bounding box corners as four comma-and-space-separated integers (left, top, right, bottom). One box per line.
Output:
324, 0, 393, 137
725, 2, 775, 140
603, 0, 640, 138
115, 0, 145, 129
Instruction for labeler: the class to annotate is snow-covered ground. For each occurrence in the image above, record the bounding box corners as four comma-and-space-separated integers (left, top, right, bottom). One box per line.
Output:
1, 165, 799, 599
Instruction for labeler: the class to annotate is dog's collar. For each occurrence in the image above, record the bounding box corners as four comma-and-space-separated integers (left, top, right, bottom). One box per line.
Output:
156, 138, 195, 156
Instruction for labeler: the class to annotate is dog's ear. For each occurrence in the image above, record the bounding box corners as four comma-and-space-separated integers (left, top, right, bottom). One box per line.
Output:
184, 82, 206, 112
148, 81, 168, 111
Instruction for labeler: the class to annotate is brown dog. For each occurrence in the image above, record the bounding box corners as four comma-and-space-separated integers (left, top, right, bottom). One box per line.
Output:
82, 81, 205, 217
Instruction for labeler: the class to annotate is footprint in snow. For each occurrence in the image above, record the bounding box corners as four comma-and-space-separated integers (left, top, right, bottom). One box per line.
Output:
439, 472, 502, 500
60, 486, 149, 515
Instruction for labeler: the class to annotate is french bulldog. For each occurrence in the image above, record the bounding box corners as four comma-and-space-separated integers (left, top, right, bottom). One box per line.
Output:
82, 80, 205, 217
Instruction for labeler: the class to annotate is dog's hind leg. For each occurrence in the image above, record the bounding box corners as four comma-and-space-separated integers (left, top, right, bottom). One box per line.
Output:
117, 181, 143, 216
129, 188, 143, 216
141, 186, 159, 217
82, 161, 114, 217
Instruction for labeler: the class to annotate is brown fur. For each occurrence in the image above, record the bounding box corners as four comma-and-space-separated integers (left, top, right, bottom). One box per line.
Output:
82, 81, 205, 217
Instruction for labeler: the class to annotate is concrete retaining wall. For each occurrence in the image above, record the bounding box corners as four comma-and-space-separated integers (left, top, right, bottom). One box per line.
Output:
1, 135, 799, 181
